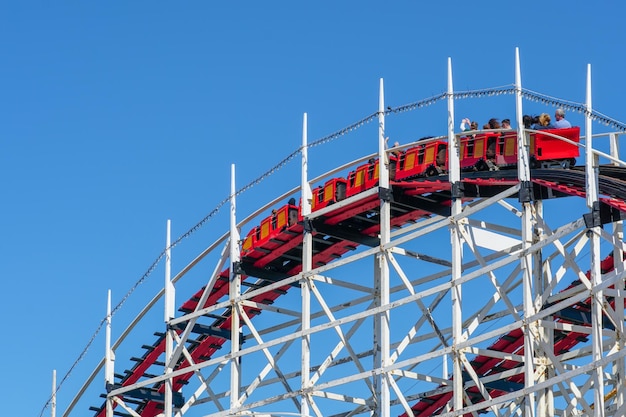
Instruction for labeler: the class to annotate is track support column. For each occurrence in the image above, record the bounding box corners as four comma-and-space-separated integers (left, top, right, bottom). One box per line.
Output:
373, 78, 391, 417
229, 164, 242, 411
610, 132, 625, 414
164, 219, 174, 417
51, 370, 57, 417
105, 290, 114, 417
534, 201, 554, 417
585, 64, 605, 417
447, 58, 464, 414
515, 48, 537, 417
300, 113, 314, 417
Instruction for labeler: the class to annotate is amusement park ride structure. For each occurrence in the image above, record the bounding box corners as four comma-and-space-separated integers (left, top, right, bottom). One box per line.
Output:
52, 49, 626, 417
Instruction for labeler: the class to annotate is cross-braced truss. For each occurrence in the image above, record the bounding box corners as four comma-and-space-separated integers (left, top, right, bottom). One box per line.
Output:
71, 54, 626, 417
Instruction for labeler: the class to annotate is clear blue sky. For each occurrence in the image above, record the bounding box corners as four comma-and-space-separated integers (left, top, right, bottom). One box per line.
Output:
2, 2, 625, 417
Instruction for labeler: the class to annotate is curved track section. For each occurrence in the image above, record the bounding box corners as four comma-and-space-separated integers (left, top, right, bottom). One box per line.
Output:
89, 164, 626, 417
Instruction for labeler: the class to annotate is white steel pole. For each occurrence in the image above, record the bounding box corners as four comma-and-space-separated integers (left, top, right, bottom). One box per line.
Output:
585, 64, 605, 417
229, 163, 241, 410
301, 112, 313, 417
375, 78, 390, 417
164, 219, 173, 417
447, 57, 463, 414
51, 370, 56, 417
105, 290, 114, 417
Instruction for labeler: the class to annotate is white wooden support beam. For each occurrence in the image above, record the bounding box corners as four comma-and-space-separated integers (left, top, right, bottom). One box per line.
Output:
51, 370, 57, 417
229, 164, 241, 409
164, 219, 173, 417
610, 132, 625, 413
515, 48, 537, 417
301, 112, 313, 417
585, 64, 605, 417
375, 77, 391, 417
105, 289, 114, 417
447, 57, 464, 415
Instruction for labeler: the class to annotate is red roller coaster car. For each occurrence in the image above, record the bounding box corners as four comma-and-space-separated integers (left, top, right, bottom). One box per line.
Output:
241, 127, 580, 257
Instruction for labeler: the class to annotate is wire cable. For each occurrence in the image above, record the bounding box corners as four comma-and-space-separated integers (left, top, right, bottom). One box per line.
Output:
39, 86, 626, 416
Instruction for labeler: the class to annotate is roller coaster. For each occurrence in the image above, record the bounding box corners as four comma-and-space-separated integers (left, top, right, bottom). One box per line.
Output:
51, 53, 626, 417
